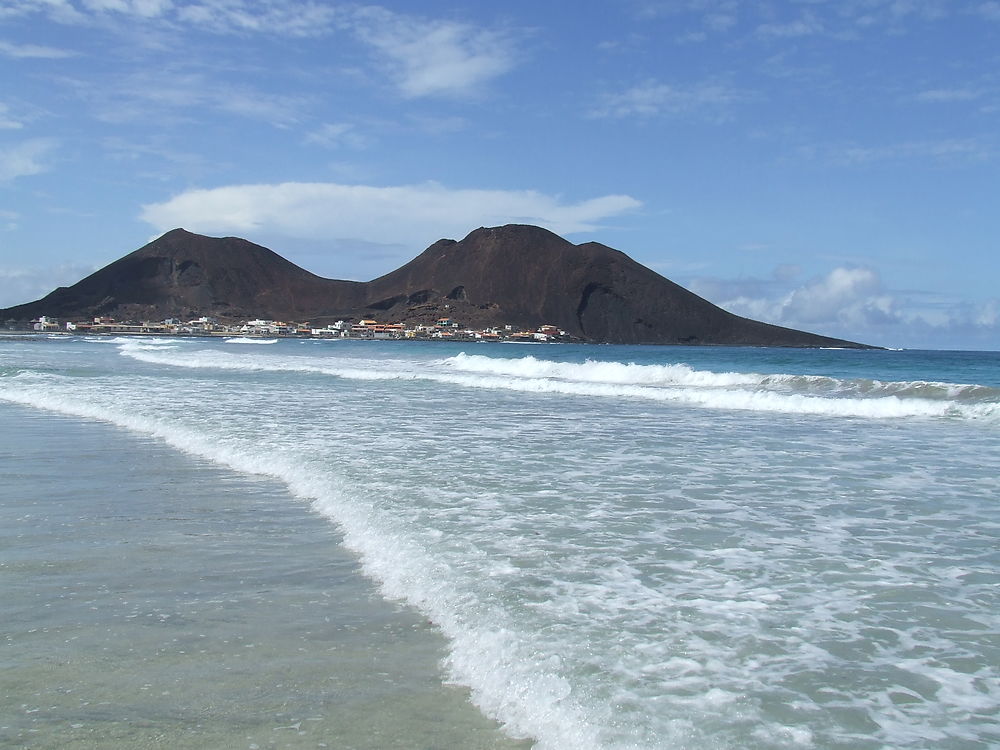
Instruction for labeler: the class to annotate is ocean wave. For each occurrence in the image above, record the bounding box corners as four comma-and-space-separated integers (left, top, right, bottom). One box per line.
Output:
3, 357, 998, 749
83, 336, 190, 345
443, 353, 1000, 403
0, 377, 602, 749
224, 337, 278, 344
115, 344, 1000, 423
441, 352, 765, 388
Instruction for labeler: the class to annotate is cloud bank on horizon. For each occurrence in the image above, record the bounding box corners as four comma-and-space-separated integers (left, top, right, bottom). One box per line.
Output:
2, 0, 999, 349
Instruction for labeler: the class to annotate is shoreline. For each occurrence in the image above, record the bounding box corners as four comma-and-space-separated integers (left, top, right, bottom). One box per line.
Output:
0, 329, 567, 343
0, 403, 531, 749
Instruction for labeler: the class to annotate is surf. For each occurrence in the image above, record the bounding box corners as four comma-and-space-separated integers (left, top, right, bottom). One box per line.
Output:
115, 342, 1000, 423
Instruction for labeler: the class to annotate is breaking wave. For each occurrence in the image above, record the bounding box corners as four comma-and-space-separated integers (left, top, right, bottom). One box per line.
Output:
115, 343, 1000, 423
0, 373, 602, 748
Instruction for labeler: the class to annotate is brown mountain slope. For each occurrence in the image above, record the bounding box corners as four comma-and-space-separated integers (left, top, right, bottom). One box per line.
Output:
2, 225, 871, 347
360, 225, 863, 347
2, 229, 366, 322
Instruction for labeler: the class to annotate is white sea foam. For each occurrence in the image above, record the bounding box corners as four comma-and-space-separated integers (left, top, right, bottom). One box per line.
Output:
3, 337, 999, 750
443, 353, 998, 401
0, 374, 604, 749
84, 335, 140, 344
442, 352, 766, 388
225, 337, 278, 344
85, 335, 191, 343
116, 343, 1000, 422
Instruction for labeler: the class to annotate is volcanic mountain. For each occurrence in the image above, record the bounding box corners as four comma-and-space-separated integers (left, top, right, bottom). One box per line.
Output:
2, 225, 870, 347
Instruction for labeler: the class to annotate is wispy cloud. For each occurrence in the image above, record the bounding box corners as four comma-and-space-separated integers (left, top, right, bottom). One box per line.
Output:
346, 7, 519, 99
0, 103, 24, 130
591, 79, 745, 120
82, 0, 175, 19
8, 2, 522, 100
304, 122, 368, 150
140, 181, 642, 249
0, 138, 58, 181
175, 0, 342, 37
86, 70, 308, 126
631, 0, 957, 41
0, 39, 78, 58
913, 88, 984, 103
0, 0, 88, 25
11, 0, 339, 34
837, 138, 995, 165
796, 137, 996, 166
755, 13, 823, 39
100, 135, 218, 179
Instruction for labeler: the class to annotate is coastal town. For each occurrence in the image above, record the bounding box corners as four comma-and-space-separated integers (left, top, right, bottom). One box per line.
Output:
24, 315, 575, 342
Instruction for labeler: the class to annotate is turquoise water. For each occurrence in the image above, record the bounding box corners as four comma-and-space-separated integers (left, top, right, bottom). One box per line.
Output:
2, 335, 998, 749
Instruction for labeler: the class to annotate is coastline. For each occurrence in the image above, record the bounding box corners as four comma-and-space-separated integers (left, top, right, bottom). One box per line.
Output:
0, 403, 530, 749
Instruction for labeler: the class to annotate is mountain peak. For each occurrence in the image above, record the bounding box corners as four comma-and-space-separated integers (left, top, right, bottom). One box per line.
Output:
458, 224, 572, 248
1, 225, 872, 348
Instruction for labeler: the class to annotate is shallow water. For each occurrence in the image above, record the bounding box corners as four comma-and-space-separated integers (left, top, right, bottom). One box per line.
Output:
2, 336, 998, 749
0, 405, 526, 749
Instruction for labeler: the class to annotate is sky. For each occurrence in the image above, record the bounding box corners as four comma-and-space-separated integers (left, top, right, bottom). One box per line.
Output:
1, 0, 999, 350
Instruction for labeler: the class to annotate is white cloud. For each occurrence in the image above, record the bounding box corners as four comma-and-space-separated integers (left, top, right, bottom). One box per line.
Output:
0, 103, 24, 130
0, 0, 88, 25
591, 79, 744, 119
3, 3, 520, 98
716, 266, 901, 331
139, 181, 641, 249
780, 267, 898, 327
690, 265, 1000, 349
0, 138, 58, 181
974, 299, 998, 327
0, 39, 78, 58
82, 0, 173, 18
175, 0, 341, 36
9, 0, 337, 33
347, 7, 518, 98
690, 265, 901, 334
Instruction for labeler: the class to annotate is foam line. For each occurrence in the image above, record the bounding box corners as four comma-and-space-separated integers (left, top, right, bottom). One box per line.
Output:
117, 344, 1000, 423
0, 377, 603, 749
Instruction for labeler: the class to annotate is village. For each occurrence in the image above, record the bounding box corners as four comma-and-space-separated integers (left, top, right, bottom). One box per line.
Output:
26, 315, 575, 343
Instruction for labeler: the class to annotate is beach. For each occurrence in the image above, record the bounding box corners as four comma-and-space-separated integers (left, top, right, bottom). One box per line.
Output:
2, 335, 998, 749
1, 404, 526, 749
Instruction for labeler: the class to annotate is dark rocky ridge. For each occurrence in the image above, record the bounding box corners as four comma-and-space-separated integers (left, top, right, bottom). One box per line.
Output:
2, 225, 871, 347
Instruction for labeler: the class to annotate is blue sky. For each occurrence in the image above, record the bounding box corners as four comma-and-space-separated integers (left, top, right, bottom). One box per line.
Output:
2, 0, 998, 349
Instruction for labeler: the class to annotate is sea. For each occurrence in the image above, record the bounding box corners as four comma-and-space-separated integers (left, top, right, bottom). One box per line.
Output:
1, 334, 998, 750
